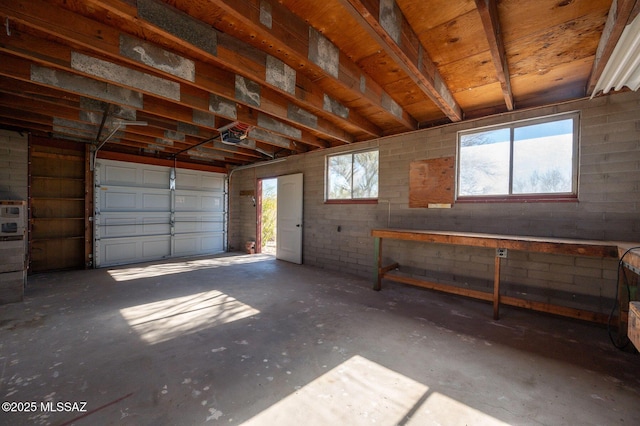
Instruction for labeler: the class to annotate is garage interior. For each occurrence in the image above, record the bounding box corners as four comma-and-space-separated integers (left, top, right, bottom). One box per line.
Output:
1, 0, 640, 424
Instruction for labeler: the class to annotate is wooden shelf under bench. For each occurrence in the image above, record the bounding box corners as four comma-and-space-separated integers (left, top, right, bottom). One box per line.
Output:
371, 229, 640, 332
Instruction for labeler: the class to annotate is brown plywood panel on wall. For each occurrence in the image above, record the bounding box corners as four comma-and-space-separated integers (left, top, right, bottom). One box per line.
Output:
30, 154, 85, 179
409, 157, 455, 208
31, 218, 85, 240
30, 239, 85, 272
31, 176, 84, 199
29, 138, 87, 272
31, 199, 84, 220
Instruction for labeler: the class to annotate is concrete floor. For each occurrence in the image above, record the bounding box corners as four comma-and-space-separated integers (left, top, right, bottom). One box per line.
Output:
1, 253, 639, 426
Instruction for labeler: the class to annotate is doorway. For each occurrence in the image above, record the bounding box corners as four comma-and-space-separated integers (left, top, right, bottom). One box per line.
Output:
257, 174, 303, 263
258, 178, 277, 255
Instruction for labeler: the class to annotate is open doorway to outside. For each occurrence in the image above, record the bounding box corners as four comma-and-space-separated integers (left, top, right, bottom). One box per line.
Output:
257, 178, 277, 255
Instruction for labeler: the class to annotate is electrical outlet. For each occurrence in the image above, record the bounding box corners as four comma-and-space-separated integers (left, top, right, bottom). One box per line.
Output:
496, 248, 508, 258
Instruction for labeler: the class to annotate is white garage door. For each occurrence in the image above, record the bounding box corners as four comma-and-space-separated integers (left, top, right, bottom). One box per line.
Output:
94, 159, 226, 267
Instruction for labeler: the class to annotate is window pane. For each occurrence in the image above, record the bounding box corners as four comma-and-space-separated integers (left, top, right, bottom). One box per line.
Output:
512, 119, 573, 194
327, 154, 352, 199
458, 129, 510, 196
353, 151, 379, 198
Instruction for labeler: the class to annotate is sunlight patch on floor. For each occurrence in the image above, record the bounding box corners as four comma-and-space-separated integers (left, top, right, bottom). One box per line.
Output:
242, 354, 509, 425
119, 289, 259, 344
242, 355, 428, 426
108, 254, 273, 281
406, 391, 509, 426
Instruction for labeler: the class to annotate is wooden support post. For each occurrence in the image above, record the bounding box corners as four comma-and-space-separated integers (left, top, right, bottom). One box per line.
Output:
617, 265, 630, 346
374, 236, 382, 291
85, 143, 93, 269
493, 255, 501, 320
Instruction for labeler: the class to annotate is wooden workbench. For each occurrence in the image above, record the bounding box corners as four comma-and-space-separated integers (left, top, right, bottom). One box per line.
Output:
371, 229, 640, 325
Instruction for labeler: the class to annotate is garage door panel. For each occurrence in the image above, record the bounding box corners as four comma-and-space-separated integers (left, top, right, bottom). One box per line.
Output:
176, 171, 224, 191
96, 159, 226, 267
173, 233, 224, 256
176, 172, 199, 189
142, 193, 171, 210
103, 191, 137, 210
101, 162, 170, 188
174, 191, 223, 211
101, 216, 137, 237
174, 213, 223, 233
100, 213, 171, 238
143, 169, 170, 186
200, 214, 224, 232
201, 234, 224, 251
174, 215, 198, 233
201, 175, 224, 191
104, 240, 136, 264
201, 195, 223, 210
174, 236, 197, 255
105, 165, 137, 184
100, 187, 171, 212
143, 217, 171, 235
175, 194, 199, 210
101, 236, 171, 266
142, 238, 171, 258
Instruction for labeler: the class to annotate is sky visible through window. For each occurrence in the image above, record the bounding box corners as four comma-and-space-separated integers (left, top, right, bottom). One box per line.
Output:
459, 119, 574, 196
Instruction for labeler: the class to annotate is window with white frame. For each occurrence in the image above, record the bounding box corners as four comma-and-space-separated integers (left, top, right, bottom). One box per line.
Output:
457, 113, 579, 200
326, 149, 379, 201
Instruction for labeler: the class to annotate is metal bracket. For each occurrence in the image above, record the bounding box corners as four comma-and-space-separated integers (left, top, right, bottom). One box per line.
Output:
496, 248, 508, 258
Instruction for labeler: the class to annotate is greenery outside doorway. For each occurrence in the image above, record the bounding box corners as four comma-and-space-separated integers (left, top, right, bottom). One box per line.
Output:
257, 178, 277, 254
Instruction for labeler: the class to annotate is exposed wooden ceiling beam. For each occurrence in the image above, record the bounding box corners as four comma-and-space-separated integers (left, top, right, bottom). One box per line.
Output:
0, 0, 338, 149
0, 88, 262, 163
0, 34, 311, 155
160, 0, 416, 131
0, 0, 618, 171
474, 0, 514, 111
587, 0, 640, 95
341, 0, 463, 122
0, 73, 285, 162
65, 0, 383, 140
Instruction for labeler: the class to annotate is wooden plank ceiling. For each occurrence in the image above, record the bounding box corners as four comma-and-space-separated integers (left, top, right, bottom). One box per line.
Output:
0, 0, 635, 171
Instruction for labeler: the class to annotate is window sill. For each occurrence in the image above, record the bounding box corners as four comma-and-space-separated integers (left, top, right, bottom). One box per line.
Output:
456, 195, 578, 203
325, 199, 378, 205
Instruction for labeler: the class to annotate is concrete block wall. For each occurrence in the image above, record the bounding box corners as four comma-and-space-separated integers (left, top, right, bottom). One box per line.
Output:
0, 130, 28, 200
230, 91, 640, 314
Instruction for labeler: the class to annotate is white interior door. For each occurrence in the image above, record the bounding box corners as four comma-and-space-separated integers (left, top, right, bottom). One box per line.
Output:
276, 173, 303, 264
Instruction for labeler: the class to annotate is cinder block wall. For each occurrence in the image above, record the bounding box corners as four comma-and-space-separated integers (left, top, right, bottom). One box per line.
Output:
230, 91, 640, 314
0, 130, 28, 200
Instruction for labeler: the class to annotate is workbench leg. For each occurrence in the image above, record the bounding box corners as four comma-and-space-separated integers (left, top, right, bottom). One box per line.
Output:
617, 265, 630, 346
493, 256, 501, 320
374, 237, 382, 291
